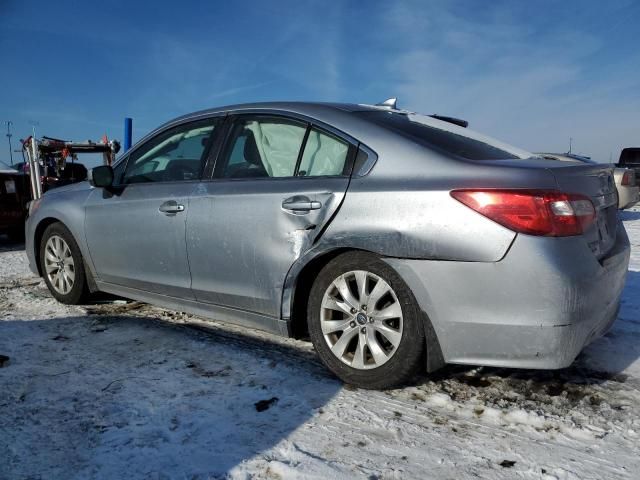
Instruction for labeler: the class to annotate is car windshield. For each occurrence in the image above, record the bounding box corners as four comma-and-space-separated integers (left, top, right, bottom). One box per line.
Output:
356, 110, 528, 161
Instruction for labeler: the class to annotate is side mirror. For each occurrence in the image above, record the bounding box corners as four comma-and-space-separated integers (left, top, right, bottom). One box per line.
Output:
88, 165, 114, 188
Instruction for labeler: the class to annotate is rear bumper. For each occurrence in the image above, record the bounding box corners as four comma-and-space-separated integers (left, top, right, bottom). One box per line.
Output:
386, 222, 630, 369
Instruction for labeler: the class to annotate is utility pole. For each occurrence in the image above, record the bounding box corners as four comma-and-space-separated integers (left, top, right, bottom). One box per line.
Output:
27, 120, 43, 199
5, 121, 13, 166
124, 117, 133, 152
568, 137, 572, 154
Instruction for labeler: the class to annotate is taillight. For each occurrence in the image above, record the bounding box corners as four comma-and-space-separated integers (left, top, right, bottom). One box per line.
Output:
450, 189, 595, 236
622, 170, 635, 186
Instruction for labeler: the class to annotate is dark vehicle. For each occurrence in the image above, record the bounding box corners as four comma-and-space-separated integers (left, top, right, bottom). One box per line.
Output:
14, 157, 88, 192
618, 148, 640, 177
0, 160, 29, 240
2, 153, 87, 241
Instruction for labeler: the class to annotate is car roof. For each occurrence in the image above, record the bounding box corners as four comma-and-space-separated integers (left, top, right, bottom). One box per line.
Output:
163, 101, 385, 126
189, 101, 378, 114
118, 102, 389, 164
129, 102, 398, 155
125, 101, 532, 165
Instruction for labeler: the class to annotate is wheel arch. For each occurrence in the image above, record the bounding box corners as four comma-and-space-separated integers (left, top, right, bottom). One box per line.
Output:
285, 247, 446, 373
33, 217, 64, 276
286, 247, 359, 339
32, 216, 99, 293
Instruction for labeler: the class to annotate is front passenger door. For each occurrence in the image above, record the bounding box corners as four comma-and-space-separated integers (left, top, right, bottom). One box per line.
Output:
85, 118, 220, 298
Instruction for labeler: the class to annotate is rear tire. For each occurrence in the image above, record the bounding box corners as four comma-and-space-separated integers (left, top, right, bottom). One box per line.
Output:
40, 222, 89, 305
307, 251, 425, 389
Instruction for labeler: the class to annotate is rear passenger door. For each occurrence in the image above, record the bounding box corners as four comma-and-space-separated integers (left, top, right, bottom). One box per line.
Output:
186, 114, 356, 317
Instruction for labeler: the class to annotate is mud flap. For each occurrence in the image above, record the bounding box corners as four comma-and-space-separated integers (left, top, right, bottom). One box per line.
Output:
422, 310, 445, 373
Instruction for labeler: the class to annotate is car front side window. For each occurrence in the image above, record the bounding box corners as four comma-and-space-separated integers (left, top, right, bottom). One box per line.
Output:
122, 119, 218, 184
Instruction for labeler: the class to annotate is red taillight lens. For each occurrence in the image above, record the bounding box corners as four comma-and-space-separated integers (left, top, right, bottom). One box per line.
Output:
622, 170, 635, 186
450, 189, 595, 236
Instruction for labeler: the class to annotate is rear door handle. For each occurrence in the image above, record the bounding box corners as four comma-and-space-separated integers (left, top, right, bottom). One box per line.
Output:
282, 197, 322, 212
159, 200, 185, 214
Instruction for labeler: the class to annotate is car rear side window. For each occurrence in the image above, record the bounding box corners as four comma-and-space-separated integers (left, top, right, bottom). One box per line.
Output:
358, 111, 517, 160
297, 128, 349, 177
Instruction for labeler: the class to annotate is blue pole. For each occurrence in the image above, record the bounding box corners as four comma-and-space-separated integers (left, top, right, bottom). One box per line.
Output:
124, 117, 133, 152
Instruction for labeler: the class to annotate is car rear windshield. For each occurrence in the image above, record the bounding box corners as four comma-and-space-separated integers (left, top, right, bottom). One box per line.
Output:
357, 111, 518, 160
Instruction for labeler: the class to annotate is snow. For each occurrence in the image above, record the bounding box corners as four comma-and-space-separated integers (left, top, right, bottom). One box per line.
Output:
2, 208, 640, 479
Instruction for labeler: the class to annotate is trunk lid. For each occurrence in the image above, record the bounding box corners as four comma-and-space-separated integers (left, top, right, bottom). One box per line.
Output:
551, 163, 618, 259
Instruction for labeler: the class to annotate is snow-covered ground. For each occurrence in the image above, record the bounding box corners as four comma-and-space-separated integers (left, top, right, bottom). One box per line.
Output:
2, 210, 640, 480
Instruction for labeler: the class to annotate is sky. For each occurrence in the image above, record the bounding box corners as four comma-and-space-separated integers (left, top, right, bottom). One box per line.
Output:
1, 0, 639, 166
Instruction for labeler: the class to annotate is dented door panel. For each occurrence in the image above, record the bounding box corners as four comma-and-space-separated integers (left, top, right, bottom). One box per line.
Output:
186, 177, 349, 317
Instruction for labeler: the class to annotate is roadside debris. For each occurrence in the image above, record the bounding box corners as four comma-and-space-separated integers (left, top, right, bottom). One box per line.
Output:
0, 278, 41, 289
101, 376, 159, 392
255, 397, 279, 412
84, 301, 145, 316
90, 323, 108, 333
0, 354, 9, 367
186, 361, 232, 378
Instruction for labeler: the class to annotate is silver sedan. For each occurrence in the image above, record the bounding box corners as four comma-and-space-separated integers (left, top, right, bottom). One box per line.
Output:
25, 101, 630, 389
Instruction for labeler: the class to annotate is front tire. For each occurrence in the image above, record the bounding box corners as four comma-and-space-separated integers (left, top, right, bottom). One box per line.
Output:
307, 251, 425, 389
40, 222, 89, 305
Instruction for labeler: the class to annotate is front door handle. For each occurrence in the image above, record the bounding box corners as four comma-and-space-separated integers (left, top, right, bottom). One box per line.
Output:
159, 200, 185, 214
282, 197, 322, 212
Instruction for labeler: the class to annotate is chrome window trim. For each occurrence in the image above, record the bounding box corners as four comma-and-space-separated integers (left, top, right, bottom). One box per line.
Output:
113, 108, 378, 182
354, 143, 378, 177
112, 115, 225, 186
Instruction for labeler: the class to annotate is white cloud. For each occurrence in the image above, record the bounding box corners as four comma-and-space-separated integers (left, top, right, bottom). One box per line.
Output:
382, 0, 640, 160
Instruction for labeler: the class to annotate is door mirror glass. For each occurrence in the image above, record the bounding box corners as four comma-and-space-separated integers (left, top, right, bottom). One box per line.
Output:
89, 165, 114, 188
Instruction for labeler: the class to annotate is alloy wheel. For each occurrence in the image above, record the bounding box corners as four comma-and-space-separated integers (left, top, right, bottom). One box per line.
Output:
44, 235, 75, 295
320, 270, 403, 370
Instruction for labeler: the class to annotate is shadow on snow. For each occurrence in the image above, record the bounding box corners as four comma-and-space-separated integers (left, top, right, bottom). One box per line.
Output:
0, 234, 25, 253
0, 313, 341, 478
1, 270, 639, 477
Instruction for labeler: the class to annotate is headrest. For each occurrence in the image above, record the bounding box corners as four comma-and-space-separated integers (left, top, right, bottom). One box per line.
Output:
243, 130, 262, 166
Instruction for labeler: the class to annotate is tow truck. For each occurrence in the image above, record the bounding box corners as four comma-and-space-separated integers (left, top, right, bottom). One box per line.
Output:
22, 135, 120, 200
0, 135, 120, 240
